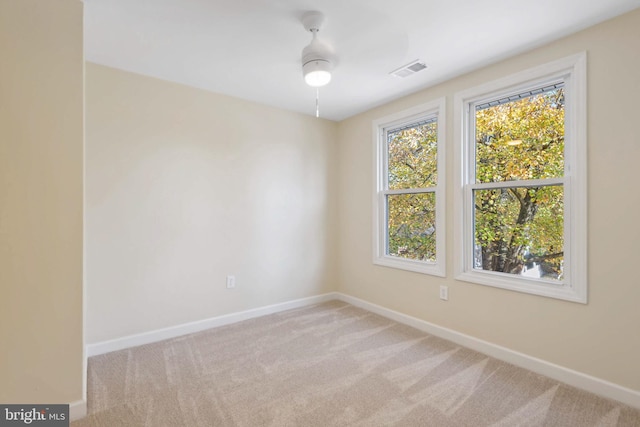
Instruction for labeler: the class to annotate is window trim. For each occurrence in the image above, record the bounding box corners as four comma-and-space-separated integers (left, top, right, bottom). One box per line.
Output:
373, 98, 446, 276
453, 53, 587, 303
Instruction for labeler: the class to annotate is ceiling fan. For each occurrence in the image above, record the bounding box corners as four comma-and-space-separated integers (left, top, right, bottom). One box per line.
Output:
299, 11, 334, 117
300, 11, 333, 88
296, 8, 411, 118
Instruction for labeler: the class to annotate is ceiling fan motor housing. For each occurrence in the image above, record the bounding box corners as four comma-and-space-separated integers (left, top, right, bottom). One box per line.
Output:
302, 38, 332, 68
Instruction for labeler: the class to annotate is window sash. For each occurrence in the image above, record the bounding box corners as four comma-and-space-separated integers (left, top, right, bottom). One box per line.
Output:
382, 122, 438, 260
465, 86, 568, 285
383, 122, 438, 192
469, 183, 565, 283
384, 192, 437, 263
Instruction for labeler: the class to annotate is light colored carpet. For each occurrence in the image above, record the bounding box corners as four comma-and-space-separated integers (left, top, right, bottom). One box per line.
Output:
73, 301, 640, 426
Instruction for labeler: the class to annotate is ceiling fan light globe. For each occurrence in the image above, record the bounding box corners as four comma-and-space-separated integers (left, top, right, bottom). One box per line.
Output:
303, 60, 332, 87
305, 70, 331, 87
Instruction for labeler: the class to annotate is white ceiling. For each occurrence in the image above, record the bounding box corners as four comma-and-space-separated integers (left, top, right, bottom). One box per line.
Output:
84, 0, 640, 121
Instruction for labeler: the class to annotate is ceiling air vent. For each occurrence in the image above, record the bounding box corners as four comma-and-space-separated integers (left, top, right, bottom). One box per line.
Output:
390, 60, 427, 78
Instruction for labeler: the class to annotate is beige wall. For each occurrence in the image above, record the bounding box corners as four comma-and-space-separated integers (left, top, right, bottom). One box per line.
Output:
85, 64, 339, 343
0, 0, 84, 404
337, 8, 640, 392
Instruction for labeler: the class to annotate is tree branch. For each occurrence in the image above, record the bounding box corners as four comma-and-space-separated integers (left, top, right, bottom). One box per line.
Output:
509, 187, 523, 204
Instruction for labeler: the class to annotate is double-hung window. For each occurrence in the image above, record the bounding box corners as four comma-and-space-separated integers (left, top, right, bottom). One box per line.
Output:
373, 99, 445, 276
454, 53, 587, 302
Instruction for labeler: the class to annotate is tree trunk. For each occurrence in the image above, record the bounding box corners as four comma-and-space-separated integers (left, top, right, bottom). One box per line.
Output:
480, 188, 538, 274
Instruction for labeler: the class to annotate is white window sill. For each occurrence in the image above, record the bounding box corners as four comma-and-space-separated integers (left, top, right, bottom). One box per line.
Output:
455, 270, 587, 303
374, 255, 445, 277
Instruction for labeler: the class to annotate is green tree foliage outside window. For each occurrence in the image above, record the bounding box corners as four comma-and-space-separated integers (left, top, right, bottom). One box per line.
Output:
474, 87, 565, 280
386, 122, 438, 262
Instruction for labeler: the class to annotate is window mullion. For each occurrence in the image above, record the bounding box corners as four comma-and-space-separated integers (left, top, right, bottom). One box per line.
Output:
384, 188, 436, 195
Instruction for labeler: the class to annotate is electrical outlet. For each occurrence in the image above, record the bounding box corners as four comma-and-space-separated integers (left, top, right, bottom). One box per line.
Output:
439, 285, 448, 301
226, 275, 236, 289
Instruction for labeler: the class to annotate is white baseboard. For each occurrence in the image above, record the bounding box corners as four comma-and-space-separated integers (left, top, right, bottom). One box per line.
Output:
69, 399, 87, 421
86, 292, 338, 357
334, 292, 640, 410
84, 291, 640, 410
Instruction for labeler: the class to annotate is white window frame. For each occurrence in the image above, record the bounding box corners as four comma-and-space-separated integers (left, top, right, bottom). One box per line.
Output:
373, 98, 446, 276
453, 53, 587, 303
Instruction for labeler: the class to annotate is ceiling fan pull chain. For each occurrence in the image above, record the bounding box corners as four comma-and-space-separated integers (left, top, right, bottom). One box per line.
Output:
316, 88, 320, 118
